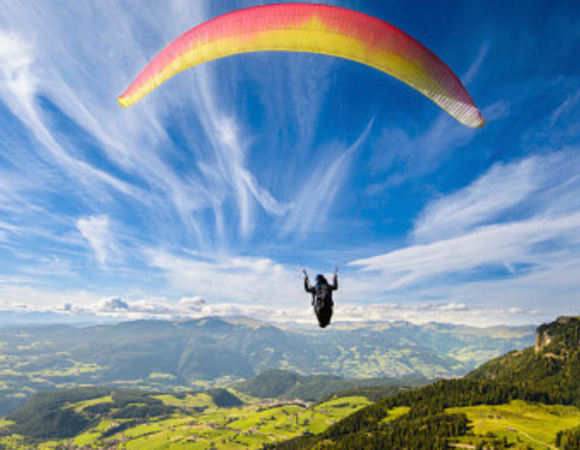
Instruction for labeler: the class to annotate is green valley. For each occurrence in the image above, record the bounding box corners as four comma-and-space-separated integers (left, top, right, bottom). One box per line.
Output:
0, 387, 378, 449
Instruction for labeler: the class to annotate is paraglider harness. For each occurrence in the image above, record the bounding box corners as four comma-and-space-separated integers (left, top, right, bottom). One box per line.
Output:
304, 272, 338, 328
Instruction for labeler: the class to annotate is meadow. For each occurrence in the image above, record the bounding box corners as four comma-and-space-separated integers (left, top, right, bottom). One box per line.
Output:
0, 390, 372, 449
447, 400, 580, 449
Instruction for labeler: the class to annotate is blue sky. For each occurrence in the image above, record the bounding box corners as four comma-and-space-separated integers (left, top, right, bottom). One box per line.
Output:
0, 0, 579, 325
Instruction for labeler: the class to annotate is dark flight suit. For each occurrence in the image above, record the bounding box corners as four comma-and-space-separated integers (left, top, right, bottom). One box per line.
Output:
305, 275, 338, 328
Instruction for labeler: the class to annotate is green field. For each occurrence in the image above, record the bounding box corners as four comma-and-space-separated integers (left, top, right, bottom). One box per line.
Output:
380, 406, 411, 424
447, 400, 580, 449
0, 391, 372, 449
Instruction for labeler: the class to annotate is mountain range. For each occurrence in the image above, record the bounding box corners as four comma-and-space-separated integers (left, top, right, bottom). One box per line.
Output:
0, 317, 534, 415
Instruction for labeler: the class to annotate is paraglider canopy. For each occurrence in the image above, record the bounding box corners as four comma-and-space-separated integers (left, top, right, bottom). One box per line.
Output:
119, 3, 485, 128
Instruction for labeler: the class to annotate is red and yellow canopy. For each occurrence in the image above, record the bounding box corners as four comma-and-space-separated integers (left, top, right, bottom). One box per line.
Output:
119, 3, 485, 128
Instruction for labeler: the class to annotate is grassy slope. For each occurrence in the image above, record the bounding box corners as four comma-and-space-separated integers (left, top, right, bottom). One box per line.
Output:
0, 391, 373, 450
447, 400, 580, 449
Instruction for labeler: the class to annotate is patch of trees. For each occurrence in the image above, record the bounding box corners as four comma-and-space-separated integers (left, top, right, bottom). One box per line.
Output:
82, 402, 114, 415
111, 389, 163, 408
0, 391, 29, 417
7, 387, 111, 439
111, 404, 177, 419
99, 420, 138, 439
207, 388, 244, 408
236, 370, 301, 398
8, 387, 111, 421
5, 387, 173, 440
8, 408, 91, 440
3, 384, 247, 441
556, 426, 580, 449
236, 369, 428, 403
316, 386, 410, 404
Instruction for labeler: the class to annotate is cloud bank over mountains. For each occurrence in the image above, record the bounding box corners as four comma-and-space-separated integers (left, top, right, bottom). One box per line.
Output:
0, 294, 540, 328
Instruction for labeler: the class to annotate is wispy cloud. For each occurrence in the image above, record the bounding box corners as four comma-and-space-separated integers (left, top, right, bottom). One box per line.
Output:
352, 212, 580, 290
0, 29, 139, 200
414, 156, 542, 242
550, 90, 580, 127
367, 98, 508, 193
148, 250, 299, 306
0, 1, 293, 255
77, 215, 120, 267
0, 31, 35, 102
350, 148, 580, 305
283, 120, 374, 235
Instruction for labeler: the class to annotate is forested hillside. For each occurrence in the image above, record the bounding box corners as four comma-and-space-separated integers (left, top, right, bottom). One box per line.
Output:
234, 369, 427, 402
468, 316, 580, 405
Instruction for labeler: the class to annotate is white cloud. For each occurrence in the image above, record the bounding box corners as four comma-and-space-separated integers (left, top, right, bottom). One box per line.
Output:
0, 31, 36, 102
395, 254, 580, 321
352, 211, 580, 290
0, 286, 542, 327
197, 114, 291, 239
0, 283, 101, 310
414, 158, 539, 242
0, 219, 23, 242
148, 250, 299, 306
414, 152, 580, 243
462, 41, 490, 87
76, 215, 119, 267
550, 91, 580, 127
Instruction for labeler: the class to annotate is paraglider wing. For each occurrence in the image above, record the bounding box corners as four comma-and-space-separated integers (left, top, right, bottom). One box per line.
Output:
119, 3, 485, 128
